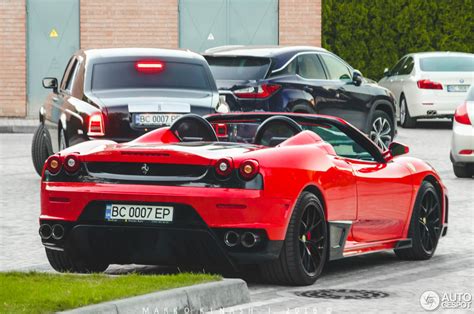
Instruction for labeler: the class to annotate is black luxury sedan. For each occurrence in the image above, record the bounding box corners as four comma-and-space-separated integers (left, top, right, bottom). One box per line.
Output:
204, 46, 397, 150
32, 48, 219, 175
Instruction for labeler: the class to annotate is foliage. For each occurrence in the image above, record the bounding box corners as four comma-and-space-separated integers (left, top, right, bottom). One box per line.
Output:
322, 0, 474, 80
0, 271, 220, 313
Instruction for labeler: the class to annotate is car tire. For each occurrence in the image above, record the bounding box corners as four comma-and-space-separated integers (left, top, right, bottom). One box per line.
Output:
46, 248, 109, 273
395, 181, 442, 260
369, 110, 394, 150
31, 124, 53, 176
291, 103, 316, 113
453, 164, 472, 178
400, 96, 417, 128
260, 191, 328, 285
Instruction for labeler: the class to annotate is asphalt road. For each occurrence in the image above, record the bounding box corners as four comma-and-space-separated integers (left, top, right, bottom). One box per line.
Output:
0, 121, 473, 313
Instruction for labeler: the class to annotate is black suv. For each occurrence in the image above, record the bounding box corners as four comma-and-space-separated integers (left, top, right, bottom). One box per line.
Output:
204, 46, 397, 149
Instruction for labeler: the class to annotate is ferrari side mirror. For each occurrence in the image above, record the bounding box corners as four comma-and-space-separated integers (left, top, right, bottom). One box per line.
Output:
383, 67, 391, 77
384, 141, 409, 161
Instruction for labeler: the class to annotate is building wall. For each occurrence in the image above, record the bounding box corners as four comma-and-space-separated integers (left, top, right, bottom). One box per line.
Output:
80, 0, 178, 49
0, 0, 321, 117
0, 0, 26, 117
279, 0, 322, 46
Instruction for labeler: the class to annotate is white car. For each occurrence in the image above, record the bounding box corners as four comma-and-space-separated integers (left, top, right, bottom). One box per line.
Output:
379, 52, 474, 128
451, 85, 474, 178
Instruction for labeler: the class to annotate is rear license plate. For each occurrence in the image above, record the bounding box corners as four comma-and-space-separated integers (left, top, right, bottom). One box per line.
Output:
105, 204, 173, 223
447, 85, 469, 92
133, 113, 182, 126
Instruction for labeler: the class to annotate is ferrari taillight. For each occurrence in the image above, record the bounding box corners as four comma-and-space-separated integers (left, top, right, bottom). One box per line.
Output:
454, 101, 471, 125
63, 154, 80, 174
46, 155, 62, 175
234, 84, 281, 99
215, 158, 233, 177
239, 160, 259, 180
88, 112, 105, 136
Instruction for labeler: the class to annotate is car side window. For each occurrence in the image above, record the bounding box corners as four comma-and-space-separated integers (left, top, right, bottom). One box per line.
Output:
303, 123, 376, 161
60, 57, 75, 90
273, 58, 297, 76
319, 54, 352, 81
398, 57, 414, 75
63, 59, 79, 93
297, 54, 326, 79
389, 57, 407, 76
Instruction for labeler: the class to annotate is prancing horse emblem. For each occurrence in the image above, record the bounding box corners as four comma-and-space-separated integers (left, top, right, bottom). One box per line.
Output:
141, 163, 150, 175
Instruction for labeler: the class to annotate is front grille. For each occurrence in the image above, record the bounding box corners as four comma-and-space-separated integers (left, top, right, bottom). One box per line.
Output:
86, 162, 207, 178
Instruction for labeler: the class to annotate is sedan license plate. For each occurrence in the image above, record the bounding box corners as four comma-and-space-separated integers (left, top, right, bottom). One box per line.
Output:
134, 113, 182, 126
105, 204, 173, 223
447, 85, 469, 92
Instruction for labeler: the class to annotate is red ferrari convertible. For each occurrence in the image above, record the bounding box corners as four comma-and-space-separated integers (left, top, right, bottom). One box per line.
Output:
39, 113, 448, 285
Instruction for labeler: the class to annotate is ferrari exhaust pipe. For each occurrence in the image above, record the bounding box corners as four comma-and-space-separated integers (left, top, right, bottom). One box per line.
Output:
52, 224, 65, 240
39, 224, 52, 240
241, 232, 260, 248
224, 231, 240, 247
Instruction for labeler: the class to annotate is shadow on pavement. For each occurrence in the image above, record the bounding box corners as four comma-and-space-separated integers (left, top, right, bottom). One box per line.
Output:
410, 119, 452, 130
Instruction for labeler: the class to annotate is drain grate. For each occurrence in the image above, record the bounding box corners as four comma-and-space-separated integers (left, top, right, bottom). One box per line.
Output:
295, 289, 389, 300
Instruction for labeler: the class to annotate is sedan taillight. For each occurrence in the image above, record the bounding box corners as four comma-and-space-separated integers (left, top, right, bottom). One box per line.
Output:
88, 112, 105, 136
234, 84, 281, 99
454, 101, 472, 125
417, 79, 443, 90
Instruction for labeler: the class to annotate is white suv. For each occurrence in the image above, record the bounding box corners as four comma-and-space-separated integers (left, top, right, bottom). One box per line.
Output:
379, 52, 473, 128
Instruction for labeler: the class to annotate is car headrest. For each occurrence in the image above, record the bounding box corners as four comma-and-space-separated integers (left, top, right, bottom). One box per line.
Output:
170, 114, 218, 142
254, 115, 303, 146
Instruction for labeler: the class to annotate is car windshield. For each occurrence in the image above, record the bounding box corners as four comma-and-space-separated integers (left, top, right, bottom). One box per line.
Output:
210, 119, 375, 161
206, 57, 271, 80
91, 61, 211, 91
419, 56, 474, 72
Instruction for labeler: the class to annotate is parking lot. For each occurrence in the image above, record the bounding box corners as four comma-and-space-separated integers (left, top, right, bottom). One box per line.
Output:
0, 121, 472, 312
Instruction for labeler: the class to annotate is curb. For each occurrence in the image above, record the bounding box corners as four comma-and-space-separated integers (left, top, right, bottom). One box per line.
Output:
0, 125, 37, 133
0, 120, 37, 133
60, 278, 250, 313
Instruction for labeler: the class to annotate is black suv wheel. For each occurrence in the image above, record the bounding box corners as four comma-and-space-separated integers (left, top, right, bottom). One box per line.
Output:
31, 124, 53, 176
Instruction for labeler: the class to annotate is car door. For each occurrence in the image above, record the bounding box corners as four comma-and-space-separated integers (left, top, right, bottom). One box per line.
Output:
314, 123, 413, 242
44, 56, 79, 152
391, 57, 414, 103
381, 57, 407, 103
316, 53, 372, 132
293, 53, 339, 112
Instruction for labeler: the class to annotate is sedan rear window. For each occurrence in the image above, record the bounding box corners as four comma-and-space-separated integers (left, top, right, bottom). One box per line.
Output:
420, 56, 474, 72
206, 57, 271, 81
91, 61, 210, 91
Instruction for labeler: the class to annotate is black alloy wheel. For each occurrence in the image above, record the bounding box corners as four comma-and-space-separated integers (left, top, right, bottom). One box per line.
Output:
299, 202, 326, 276
395, 181, 442, 260
417, 188, 441, 255
260, 192, 328, 285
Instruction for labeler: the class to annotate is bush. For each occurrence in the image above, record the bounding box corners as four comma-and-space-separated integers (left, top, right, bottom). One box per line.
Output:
322, 0, 474, 80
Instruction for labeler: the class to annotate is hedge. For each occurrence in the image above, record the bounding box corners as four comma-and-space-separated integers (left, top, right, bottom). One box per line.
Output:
322, 0, 474, 80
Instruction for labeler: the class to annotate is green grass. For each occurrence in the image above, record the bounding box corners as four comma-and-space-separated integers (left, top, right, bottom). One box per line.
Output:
0, 271, 220, 314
